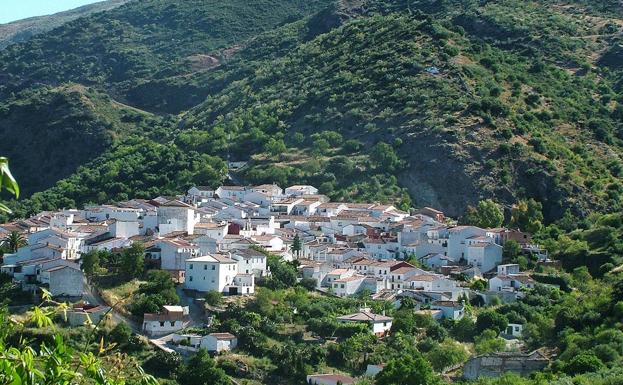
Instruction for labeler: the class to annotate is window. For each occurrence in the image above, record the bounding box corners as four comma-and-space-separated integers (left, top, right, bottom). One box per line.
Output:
189, 264, 193, 270
170, 321, 175, 327
189, 276, 193, 282
212, 265, 216, 270
204, 265, 207, 270
341, 284, 345, 289
159, 322, 165, 327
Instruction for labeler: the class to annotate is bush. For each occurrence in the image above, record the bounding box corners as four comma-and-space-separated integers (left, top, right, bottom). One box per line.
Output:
143, 351, 182, 378
109, 322, 132, 345
476, 310, 508, 335
205, 290, 223, 306
299, 278, 317, 291
563, 353, 605, 375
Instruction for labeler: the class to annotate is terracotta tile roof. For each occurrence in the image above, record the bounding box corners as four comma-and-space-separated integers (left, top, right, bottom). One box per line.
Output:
337, 311, 393, 323
208, 332, 236, 340
307, 374, 355, 384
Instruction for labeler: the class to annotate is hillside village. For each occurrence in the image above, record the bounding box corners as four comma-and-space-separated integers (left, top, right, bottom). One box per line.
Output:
0, 182, 555, 382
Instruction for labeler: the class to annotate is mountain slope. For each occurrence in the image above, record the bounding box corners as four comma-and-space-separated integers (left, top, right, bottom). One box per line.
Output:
0, 0, 129, 50
0, 84, 159, 196
0, 0, 333, 203
178, 0, 623, 218
2, 0, 623, 221
0, 0, 334, 101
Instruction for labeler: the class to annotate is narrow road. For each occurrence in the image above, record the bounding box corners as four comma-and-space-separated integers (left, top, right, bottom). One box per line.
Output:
176, 285, 205, 327
82, 278, 141, 333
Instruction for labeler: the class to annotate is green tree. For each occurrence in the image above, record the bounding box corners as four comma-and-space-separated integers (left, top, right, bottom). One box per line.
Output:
177, 349, 232, 385
340, 332, 376, 370
451, 317, 477, 342
563, 352, 605, 375
470, 279, 487, 291
503, 240, 521, 261
510, 199, 543, 233
110, 321, 132, 345
476, 310, 508, 335
370, 142, 401, 172
264, 138, 287, 157
292, 234, 302, 256
376, 354, 439, 385
2, 231, 26, 253
474, 329, 506, 354
261, 252, 297, 289
426, 340, 469, 372
121, 242, 145, 278
81, 250, 101, 278
464, 199, 504, 228
205, 290, 223, 306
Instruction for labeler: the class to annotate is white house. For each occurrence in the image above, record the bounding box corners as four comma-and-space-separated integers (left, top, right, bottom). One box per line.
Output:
431, 300, 465, 320
418, 253, 452, 269
332, 274, 366, 297
67, 304, 109, 327
83, 205, 142, 223
323, 268, 355, 287
285, 185, 318, 196
250, 234, 284, 252
230, 248, 267, 277
489, 274, 535, 292
185, 254, 254, 295
388, 266, 423, 290
185, 254, 238, 293
271, 198, 304, 215
466, 242, 503, 273
497, 264, 520, 276
193, 222, 228, 239
84, 236, 131, 252
215, 186, 247, 201
447, 226, 486, 261
142, 306, 190, 337
157, 200, 199, 235
242, 191, 273, 207
238, 216, 278, 236
406, 274, 455, 292
292, 200, 322, 216
249, 184, 283, 199
157, 238, 200, 272
306, 374, 355, 385
231, 274, 255, 295
200, 332, 238, 353
505, 323, 524, 338
28, 228, 83, 260
41, 265, 83, 297
188, 186, 214, 200
337, 310, 393, 337
317, 202, 347, 217
299, 260, 333, 288
194, 235, 218, 255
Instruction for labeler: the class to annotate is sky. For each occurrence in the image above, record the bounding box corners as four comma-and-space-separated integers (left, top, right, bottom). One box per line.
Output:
0, 0, 105, 24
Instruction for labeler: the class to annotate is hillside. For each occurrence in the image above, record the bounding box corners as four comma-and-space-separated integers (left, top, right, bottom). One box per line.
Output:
0, 0, 129, 50
1, 0, 623, 221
